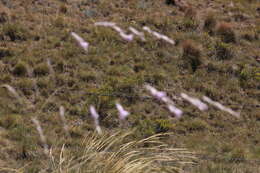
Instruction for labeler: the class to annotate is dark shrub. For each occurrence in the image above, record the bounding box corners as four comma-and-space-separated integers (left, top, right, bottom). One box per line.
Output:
34, 63, 49, 76
215, 41, 233, 60
204, 13, 217, 33
0, 48, 12, 59
2, 23, 28, 41
182, 40, 202, 72
13, 61, 28, 76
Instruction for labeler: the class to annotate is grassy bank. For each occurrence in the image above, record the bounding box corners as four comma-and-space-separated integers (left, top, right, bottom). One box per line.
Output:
0, 0, 259, 172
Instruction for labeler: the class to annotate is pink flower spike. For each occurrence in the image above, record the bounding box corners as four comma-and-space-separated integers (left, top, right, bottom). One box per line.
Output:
59, 106, 65, 117
145, 84, 157, 95
155, 91, 167, 100
161, 96, 174, 105
143, 26, 175, 45
144, 84, 166, 101
89, 105, 102, 134
95, 125, 102, 135
129, 27, 146, 41
31, 118, 49, 155
71, 32, 89, 51
90, 105, 99, 120
116, 102, 130, 120
94, 21, 116, 27
202, 96, 240, 118
59, 106, 70, 136
95, 22, 133, 41
119, 32, 134, 41
112, 26, 134, 41
181, 93, 208, 111
167, 104, 183, 118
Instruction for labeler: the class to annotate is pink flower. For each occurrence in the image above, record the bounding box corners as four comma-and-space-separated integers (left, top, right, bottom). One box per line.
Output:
90, 105, 99, 120
95, 22, 134, 42
145, 85, 167, 101
89, 105, 102, 134
145, 84, 183, 118
143, 26, 175, 45
71, 32, 89, 51
202, 96, 240, 118
181, 93, 208, 111
59, 106, 69, 136
167, 104, 183, 118
129, 27, 146, 41
116, 102, 130, 120
94, 22, 116, 27
31, 118, 49, 155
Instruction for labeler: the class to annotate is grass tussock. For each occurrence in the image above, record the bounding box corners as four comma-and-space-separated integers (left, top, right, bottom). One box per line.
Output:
182, 40, 202, 72
216, 22, 236, 43
2, 131, 196, 173
203, 13, 217, 33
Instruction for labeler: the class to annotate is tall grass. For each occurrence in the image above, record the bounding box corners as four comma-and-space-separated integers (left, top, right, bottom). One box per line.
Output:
7, 131, 194, 173
47, 131, 195, 173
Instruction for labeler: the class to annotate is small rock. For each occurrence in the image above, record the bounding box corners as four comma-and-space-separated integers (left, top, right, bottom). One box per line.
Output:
84, 9, 97, 18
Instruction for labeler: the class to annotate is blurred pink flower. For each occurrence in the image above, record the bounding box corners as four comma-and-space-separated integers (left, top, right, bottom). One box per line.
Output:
129, 27, 146, 41
202, 96, 240, 118
95, 22, 134, 41
116, 102, 130, 120
89, 105, 102, 134
90, 105, 99, 120
95, 21, 116, 27
181, 93, 208, 111
31, 118, 49, 155
167, 104, 183, 118
145, 84, 183, 118
71, 32, 89, 51
59, 106, 70, 136
143, 26, 175, 45
145, 84, 167, 101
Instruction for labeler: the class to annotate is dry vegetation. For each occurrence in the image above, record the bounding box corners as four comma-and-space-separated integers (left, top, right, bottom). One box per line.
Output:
0, 0, 259, 172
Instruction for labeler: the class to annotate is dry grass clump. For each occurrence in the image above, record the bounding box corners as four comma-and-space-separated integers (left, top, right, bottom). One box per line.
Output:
216, 22, 236, 43
203, 13, 217, 33
42, 131, 196, 173
182, 40, 202, 72
3, 131, 196, 172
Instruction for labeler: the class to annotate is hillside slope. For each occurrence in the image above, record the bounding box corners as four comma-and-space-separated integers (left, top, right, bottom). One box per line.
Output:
0, 0, 259, 172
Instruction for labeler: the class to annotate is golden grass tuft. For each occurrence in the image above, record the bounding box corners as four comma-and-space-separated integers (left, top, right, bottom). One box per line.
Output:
10, 131, 195, 173
50, 131, 195, 173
